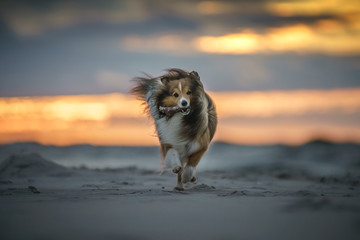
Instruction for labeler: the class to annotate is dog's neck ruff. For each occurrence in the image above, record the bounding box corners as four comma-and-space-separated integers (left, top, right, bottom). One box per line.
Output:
159, 106, 190, 119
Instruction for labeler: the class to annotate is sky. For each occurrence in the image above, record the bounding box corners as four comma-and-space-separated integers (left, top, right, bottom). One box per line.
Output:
0, 0, 360, 146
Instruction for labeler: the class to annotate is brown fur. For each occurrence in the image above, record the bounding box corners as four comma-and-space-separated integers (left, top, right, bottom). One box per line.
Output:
160, 79, 192, 107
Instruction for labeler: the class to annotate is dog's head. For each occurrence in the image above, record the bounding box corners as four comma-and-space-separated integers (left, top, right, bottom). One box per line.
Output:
157, 69, 203, 115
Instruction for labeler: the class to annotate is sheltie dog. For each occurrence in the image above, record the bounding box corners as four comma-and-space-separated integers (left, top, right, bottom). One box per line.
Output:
130, 68, 217, 190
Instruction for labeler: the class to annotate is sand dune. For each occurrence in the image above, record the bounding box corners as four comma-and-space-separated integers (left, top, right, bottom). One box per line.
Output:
0, 143, 359, 240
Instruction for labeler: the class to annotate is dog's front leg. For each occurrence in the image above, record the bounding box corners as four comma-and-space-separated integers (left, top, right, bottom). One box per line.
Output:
182, 148, 207, 183
164, 148, 182, 174
174, 171, 184, 191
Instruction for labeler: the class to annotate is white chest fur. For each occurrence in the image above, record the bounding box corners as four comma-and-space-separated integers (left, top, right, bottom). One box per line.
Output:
156, 113, 184, 146
156, 114, 201, 161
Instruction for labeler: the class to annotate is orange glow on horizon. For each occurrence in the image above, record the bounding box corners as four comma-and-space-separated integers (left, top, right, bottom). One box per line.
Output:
214, 88, 360, 118
0, 94, 143, 121
0, 88, 360, 146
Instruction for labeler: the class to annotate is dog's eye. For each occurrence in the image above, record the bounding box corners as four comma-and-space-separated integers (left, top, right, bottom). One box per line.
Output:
173, 93, 179, 97
186, 91, 192, 95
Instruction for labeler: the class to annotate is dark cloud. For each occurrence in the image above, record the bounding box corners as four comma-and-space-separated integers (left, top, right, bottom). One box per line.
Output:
0, 0, 344, 36
0, 0, 359, 96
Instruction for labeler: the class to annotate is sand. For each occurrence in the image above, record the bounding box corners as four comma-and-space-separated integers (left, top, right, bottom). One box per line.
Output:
0, 142, 359, 240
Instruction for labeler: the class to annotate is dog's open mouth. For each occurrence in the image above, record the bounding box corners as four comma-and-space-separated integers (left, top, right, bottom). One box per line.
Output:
159, 106, 191, 116
180, 107, 191, 115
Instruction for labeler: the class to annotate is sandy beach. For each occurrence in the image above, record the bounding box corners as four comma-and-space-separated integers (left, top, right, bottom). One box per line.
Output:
2, 1, 360, 239
1, 142, 359, 240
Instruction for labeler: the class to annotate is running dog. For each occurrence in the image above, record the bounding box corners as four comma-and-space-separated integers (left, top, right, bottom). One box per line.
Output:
129, 68, 217, 190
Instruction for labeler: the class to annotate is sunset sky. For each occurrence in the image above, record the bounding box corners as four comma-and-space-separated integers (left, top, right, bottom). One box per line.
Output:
0, 0, 359, 146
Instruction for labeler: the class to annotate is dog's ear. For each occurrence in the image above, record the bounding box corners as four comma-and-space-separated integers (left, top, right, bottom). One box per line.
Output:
189, 71, 203, 87
189, 71, 200, 81
161, 76, 170, 84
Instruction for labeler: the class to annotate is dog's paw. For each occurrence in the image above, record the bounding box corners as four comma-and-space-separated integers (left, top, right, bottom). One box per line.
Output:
190, 176, 197, 183
174, 182, 184, 191
181, 166, 195, 184
172, 166, 182, 174
174, 186, 185, 191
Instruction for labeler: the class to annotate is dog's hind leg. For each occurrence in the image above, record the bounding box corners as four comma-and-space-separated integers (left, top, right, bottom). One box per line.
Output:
164, 148, 182, 173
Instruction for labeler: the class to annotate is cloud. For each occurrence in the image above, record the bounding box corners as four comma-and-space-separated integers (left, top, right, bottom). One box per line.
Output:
95, 70, 131, 93
194, 23, 360, 56
2, 0, 359, 51
0, 0, 149, 36
120, 33, 197, 56
2, 0, 349, 37
266, 0, 360, 17
120, 22, 360, 56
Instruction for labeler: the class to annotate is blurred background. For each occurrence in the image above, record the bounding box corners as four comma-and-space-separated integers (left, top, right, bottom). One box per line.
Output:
0, 0, 360, 146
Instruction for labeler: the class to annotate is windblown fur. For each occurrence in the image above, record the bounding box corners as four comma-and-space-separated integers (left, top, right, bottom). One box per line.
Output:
129, 68, 217, 190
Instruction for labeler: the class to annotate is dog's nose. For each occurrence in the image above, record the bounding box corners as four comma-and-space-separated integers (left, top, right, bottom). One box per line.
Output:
181, 100, 188, 107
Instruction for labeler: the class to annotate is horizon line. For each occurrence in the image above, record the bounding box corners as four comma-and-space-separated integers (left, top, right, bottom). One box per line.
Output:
2, 138, 358, 148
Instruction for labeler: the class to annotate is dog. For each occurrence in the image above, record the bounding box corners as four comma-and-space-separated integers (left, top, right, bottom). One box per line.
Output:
129, 68, 217, 190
